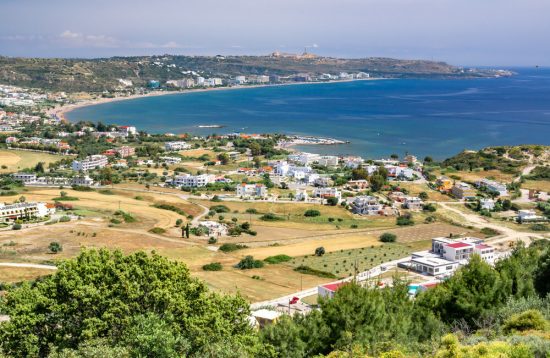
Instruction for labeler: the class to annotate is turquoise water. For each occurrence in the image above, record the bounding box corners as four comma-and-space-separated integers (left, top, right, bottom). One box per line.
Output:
68, 68, 550, 159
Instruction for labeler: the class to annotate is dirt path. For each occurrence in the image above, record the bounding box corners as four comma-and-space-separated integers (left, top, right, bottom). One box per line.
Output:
0, 262, 57, 270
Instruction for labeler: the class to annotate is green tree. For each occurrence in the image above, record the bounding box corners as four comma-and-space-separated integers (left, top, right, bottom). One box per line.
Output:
379, 233, 397, 243
315, 247, 326, 256
0, 249, 257, 356
418, 192, 429, 200
369, 174, 385, 192
48, 241, 63, 254
534, 248, 550, 297
217, 153, 230, 165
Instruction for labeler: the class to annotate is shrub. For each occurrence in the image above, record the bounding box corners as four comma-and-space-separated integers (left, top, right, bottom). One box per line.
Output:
350, 224, 358, 228
326, 197, 339, 206
396, 215, 414, 226
294, 265, 336, 278
59, 216, 71, 222
202, 262, 222, 271
304, 209, 321, 217
148, 227, 166, 234
503, 310, 548, 333
208, 237, 217, 244
328, 217, 335, 222
422, 203, 437, 212
260, 213, 284, 221
235, 256, 264, 270
110, 218, 122, 224
219, 243, 248, 252
481, 227, 500, 237
48, 241, 63, 253
134, 196, 144, 200
99, 190, 115, 195
315, 247, 326, 256
379, 233, 397, 243
152, 204, 186, 216
12, 223, 22, 230
245, 208, 258, 214
211, 195, 222, 202
210, 205, 230, 213
530, 224, 549, 232
175, 219, 183, 227
264, 255, 292, 264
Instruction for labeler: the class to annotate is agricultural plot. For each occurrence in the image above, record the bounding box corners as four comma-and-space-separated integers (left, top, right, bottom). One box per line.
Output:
0, 149, 65, 173
287, 243, 413, 278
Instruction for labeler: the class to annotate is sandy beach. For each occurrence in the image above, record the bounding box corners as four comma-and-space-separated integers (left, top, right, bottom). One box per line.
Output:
48, 78, 382, 123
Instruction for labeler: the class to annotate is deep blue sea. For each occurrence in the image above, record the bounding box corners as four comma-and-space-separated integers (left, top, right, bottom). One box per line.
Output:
68, 68, 550, 159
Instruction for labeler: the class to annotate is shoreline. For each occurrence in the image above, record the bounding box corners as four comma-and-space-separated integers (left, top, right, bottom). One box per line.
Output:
49, 78, 383, 123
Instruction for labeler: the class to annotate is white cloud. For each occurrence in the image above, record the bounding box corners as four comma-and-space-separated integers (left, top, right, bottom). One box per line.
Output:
58, 30, 119, 48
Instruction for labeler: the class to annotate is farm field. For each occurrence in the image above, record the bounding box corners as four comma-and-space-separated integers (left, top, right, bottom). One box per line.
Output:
435, 169, 517, 183
0, 267, 55, 283
390, 182, 453, 202
0, 149, 66, 173
287, 243, 413, 278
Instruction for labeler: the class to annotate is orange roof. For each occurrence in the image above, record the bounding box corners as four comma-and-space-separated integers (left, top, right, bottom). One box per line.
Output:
46, 203, 56, 208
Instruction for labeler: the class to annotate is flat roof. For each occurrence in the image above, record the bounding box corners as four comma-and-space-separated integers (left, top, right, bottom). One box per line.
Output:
252, 309, 282, 320
412, 257, 456, 267
446, 242, 472, 249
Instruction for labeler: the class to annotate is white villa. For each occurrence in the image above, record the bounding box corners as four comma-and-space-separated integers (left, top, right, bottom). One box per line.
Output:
165, 141, 191, 151
0, 202, 55, 222
236, 183, 268, 198
350, 196, 383, 215
72, 155, 108, 172
170, 174, 215, 188
476, 178, 509, 197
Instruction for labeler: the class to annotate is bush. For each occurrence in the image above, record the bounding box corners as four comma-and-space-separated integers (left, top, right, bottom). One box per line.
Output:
422, 203, 437, 212
219, 243, 248, 252
245, 208, 258, 214
175, 219, 183, 227
396, 215, 414, 226
12, 223, 22, 230
294, 265, 336, 278
59, 216, 71, 222
379, 233, 397, 243
148, 227, 166, 234
304, 209, 321, 217
210, 205, 230, 213
264, 255, 292, 264
503, 310, 548, 333
134, 196, 144, 200
208, 237, 217, 244
202, 262, 222, 271
260, 213, 284, 221
530, 224, 549, 232
315, 247, 326, 257
152, 204, 186, 216
110, 218, 122, 224
235, 256, 264, 270
481, 227, 500, 237
326, 197, 339, 206
48, 241, 63, 254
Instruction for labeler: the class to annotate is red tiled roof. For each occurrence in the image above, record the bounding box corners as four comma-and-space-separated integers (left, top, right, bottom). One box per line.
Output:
446, 242, 471, 249
322, 282, 347, 292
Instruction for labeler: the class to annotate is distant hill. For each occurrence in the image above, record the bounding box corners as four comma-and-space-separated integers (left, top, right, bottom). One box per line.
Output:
0, 54, 505, 93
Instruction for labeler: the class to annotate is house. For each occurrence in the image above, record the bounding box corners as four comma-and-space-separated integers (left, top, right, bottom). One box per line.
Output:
71, 176, 94, 187
313, 187, 341, 200
409, 256, 459, 277
385, 165, 414, 180
347, 180, 369, 190
295, 188, 309, 201
252, 309, 282, 328
165, 141, 191, 151
198, 221, 227, 236
236, 183, 268, 198
5, 136, 18, 144
287, 152, 320, 166
476, 179, 509, 197
517, 210, 546, 223
316, 156, 339, 168
160, 156, 182, 165
351, 196, 383, 215
0, 202, 54, 222
451, 182, 477, 199
313, 177, 331, 188
479, 198, 495, 211
388, 191, 406, 202
116, 146, 135, 158
435, 176, 453, 191
118, 126, 137, 136
72, 155, 108, 172
404, 197, 424, 211
344, 157, 364, 169
171, 174, 215, 188
318, 282, 347, 299
11, 173, 37, 184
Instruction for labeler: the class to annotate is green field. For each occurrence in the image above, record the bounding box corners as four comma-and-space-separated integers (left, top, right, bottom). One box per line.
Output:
287, 243, 413, 278
0, 149, 66, 173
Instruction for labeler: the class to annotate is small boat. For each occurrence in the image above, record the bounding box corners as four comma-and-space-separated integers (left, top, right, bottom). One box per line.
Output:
198, 125, 224, 128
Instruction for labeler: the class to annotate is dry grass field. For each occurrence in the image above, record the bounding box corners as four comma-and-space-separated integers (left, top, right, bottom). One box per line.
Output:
522, 180, 550, 193
391, 182, 453, 202
436, 169, 516, 183
0, 149, 66, 173
0, 267, 54, 283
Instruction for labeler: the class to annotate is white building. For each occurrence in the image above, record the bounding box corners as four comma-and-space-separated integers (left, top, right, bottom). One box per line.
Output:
72, 155, 108, 172
164, 141, 191, 151
317, 156, 339, 168
385, 165, 414, 180
198, 221, 227, 237
479, 198, 495, 211
71, 176, 94, 187
295, 188, 309, 201
160, 156, 182, 165
236, 183, 268, 198
344, 157, 364, 169
12, 173, 37, 184
517, 210, 545, 223
118, 126, 137, 136
287, 152, 320, 166
404, 197, 424, 211
351, 196, 383, 215
313, 187, 341, 200
0, 202, 54, 222
171, 174, 215, 188
476, 179, 509, 197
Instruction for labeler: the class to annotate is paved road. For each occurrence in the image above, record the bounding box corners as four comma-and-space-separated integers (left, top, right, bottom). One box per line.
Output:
0, 262, 57, 270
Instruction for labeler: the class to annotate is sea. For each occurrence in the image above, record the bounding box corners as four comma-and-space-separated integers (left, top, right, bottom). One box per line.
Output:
67, 68, 550, 160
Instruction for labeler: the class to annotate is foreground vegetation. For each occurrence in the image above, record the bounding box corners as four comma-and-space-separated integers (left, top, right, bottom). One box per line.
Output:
0, 239, 549, 357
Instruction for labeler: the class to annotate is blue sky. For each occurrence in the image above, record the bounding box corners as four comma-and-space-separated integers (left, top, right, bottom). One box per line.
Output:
1, 0, 549, 66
